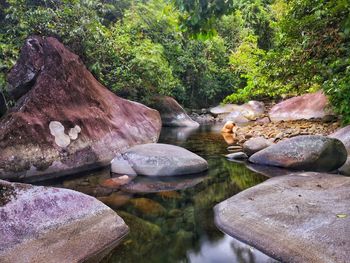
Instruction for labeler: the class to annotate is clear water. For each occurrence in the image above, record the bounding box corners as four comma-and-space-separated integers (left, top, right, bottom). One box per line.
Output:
44, 125, 279, 263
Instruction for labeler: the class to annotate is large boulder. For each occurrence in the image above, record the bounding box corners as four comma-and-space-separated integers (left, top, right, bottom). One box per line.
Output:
0, 36, 161, 181
111, 143, 208, 176
149, 96, 199, 127
269, 91, 333, 122
249, 135, 347, 172
0, 179, 128, 263
0, 91, 6, 118
214, 172, 350, 263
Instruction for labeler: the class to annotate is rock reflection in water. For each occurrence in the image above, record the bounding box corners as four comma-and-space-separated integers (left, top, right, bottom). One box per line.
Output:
103, 155, 270, 263
246, 163, 294, 178
160, 126, 199, 141
120, 174, 207, 193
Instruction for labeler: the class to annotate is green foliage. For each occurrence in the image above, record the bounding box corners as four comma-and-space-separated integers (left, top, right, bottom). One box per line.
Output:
1, 0, 350, 120
173, 0, 235, 37
224, 0, 350, 124
0, 0, 237, 107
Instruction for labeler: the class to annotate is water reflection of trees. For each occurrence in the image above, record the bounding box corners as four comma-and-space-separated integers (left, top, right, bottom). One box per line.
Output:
104, 158, 267, 263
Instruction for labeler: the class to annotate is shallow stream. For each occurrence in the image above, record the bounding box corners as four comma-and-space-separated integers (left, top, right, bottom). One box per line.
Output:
42, 126, 279, 263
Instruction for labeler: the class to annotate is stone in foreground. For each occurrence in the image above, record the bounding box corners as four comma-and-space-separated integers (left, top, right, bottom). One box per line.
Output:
214, 172, 350, 263
0, 36, 161, 181
0, 179, 128, 263
149, 96, 199, 127
249, 135, 346, 172
269, 91, 333, 122
111, 143, 208, 176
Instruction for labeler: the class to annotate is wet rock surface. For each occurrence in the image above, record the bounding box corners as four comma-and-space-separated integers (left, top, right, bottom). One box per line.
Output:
269, 91, 334, 122
214, 172, 350, 263
149, 96, 199, 127
0, 179, 128, 263
0, 36, 161, 181
111, 143, 208, 176
249, 135, 347, 172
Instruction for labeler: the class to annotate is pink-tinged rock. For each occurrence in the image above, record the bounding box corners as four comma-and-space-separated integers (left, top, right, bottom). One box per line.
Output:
0, 36, 161, 181
0, 179, 128, 263
269, 91, 334, 122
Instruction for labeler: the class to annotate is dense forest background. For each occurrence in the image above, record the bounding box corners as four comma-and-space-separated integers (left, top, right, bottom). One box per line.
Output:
0, 0, 349, 121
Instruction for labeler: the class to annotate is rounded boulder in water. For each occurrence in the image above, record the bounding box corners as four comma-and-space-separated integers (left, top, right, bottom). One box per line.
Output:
112, 143, 208, 176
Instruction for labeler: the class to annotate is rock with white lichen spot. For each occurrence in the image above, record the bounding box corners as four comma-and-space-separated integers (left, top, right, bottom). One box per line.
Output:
0, 36, 161, 181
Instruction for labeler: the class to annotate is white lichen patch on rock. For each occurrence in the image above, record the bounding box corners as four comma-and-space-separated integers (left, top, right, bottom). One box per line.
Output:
49, 121, 81, 148
68, 125, 81, 140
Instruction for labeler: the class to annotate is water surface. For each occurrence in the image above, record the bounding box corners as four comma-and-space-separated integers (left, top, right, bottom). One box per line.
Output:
44, 125, 279, 263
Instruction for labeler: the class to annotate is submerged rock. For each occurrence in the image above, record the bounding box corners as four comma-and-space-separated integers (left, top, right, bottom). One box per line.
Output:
225, 152, 248, 160
214, 172, 350, 263
243, 137, 273, 156
129, 197, 166, 216
149, 96, 199, 127
111, 143, 208, 176
0, 36, 161, 181
0, 179, 128, 263
269, 91, 334, 122
249, 135, 347, 172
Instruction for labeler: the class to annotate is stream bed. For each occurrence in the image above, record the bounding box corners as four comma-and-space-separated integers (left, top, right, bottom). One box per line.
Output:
41, 126, 279, 263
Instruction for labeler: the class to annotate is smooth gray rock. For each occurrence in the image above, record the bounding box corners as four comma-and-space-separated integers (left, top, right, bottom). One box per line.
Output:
111, 143, 208, 176
249, 135, 347, 172
243, 137, 273, 156
214, 172, 350, 263
0, 91, 6, 117
0, 179, 128, 263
